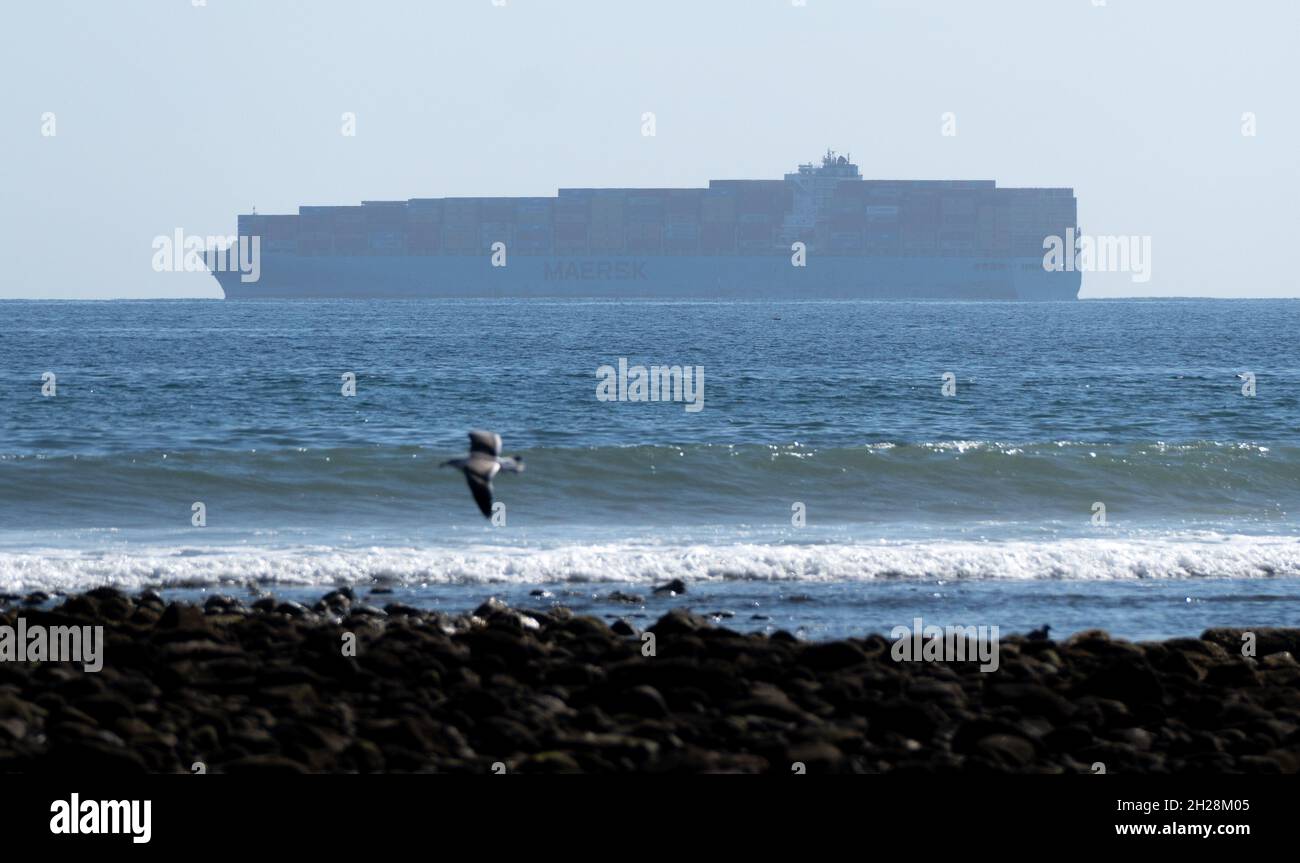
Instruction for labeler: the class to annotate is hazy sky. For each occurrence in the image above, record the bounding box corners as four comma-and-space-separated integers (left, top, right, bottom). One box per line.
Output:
2, 0, 1296, 299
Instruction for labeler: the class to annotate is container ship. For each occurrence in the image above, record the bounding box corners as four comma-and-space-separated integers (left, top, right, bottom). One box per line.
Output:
209, 152, 1080, 300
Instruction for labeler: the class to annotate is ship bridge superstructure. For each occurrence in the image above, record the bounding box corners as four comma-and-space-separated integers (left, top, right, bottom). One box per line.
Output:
781, 149, 863, 244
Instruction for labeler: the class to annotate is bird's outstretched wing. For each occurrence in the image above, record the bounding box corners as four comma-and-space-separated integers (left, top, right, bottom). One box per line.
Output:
462, 453, 500, 518
496, 456, 524, 473
468, 430, 502, 457
464, 471, 494, 518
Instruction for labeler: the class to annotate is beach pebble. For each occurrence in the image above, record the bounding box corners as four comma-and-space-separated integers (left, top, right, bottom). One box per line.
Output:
609, 619, 639, 637
652, 578, 687, 595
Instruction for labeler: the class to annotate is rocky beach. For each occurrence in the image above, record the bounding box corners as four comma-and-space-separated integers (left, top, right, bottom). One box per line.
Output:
1, 587, 1298, 774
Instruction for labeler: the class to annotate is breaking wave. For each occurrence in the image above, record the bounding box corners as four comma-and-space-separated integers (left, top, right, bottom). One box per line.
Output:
3, 533, 1299, 594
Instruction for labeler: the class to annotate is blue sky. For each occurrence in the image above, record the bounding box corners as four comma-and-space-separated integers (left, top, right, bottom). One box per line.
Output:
2, 0, 1296, 298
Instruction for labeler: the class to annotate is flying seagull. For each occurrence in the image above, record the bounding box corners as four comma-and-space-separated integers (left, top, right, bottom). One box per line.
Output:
442, 430, 524, 517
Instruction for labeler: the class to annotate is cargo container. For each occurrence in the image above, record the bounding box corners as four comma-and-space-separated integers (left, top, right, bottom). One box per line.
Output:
407, 225, 441, 254
701, 195, 735, 223
700, 223, 736, 254
443, 200, 480, 223
442, 226, 477, 253
296, 232, 332, 255
408, 199, 444, 223
480, 198, 515, 223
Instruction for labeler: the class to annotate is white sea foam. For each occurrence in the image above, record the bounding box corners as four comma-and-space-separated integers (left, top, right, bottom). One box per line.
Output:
2, 535, 1299, 593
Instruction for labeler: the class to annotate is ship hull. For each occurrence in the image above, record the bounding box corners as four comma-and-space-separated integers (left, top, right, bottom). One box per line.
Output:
213, 254, 1080, 300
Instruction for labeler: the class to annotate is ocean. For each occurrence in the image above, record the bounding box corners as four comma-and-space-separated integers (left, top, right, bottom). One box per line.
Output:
2, 298, 1298, 640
